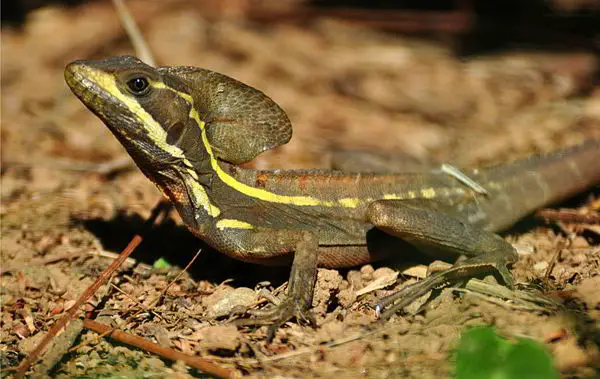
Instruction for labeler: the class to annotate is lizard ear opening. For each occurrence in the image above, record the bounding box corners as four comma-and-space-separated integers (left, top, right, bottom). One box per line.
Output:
166, 122, 186, 146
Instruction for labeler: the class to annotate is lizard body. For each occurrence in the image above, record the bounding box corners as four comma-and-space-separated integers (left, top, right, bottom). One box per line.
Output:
65, 56, 600, 334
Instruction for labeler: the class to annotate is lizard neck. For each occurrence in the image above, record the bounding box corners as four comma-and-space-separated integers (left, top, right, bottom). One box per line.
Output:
155, 156, 265, 236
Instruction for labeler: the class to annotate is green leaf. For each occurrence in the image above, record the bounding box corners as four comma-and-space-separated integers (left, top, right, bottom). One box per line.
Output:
504, 338, 558, 379
152, 257, 172, 269
454, 326, 558, 379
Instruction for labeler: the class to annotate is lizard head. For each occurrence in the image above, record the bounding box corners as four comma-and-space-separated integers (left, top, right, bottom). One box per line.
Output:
65, 55, 202, 172
65, 56, 292, 173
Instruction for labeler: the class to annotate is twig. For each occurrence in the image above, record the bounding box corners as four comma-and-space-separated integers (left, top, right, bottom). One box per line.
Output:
536, 208, 600, 225
157, 248, 202, 303
112, 0, 156, 66
544, 243, 564, 283
110, 283, 164, 321
89, 249, 152, 270
264, 327, 384, 362
68, 328, 113, 353
458, 278, 559, 311
0, 251, 84, 275
14, 201, 170, 379
82, 319, 235, 378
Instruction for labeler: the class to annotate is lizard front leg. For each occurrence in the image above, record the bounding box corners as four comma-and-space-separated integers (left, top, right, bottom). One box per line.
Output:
367, 200, 519, 319
216, 227, 319, 339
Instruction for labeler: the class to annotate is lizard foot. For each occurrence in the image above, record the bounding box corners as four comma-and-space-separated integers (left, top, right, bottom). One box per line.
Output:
376, 259, 514, 320
236, 299, 317, 341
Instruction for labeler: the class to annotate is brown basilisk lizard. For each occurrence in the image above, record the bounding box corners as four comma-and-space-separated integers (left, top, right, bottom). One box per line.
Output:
65, 56, 600, 337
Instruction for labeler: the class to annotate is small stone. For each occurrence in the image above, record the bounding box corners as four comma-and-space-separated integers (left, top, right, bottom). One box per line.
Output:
571, 253, 587, 265
571, 236, 589, 248
205, 287, 258, 319
360, 264, 375, 280
347, 270, 363, 289
372, 267, 396, 280
142, 323, 171, 347
324, 340, 368, 367
512, 242, 535, 256
88, 350, 101, 361
534, 261, 549, 271
142, 357, 165, 371
337, 288, 357, 308
552, 336, 589, 371
313, 269, 343, 312
200, 325, 241, 351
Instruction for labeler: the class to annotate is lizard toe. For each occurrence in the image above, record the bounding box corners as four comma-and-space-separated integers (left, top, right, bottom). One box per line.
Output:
376, 256, 517, 320
238, 299, 317, 341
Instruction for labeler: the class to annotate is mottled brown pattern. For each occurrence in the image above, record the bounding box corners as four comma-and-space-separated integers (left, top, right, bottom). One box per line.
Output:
297, 174, 311, 192
255, 173, 269, 188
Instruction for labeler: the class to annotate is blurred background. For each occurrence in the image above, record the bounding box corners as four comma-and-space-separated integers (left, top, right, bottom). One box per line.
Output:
2, 1, 600, 377
3, 0, 600, 175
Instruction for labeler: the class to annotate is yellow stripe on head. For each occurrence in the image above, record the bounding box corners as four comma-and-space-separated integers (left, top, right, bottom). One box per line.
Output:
72, 65, 222, 218
81, 67, 187, 160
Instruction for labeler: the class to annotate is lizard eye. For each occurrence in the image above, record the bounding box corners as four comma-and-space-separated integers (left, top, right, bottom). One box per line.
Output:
126, 77, 150, 95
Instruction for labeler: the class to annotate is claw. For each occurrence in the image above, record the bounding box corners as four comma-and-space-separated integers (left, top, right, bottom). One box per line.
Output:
239, 299, 317, 341
376, 278, 436, 320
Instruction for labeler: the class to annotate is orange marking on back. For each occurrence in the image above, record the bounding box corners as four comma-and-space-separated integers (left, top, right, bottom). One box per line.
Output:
255, 173, 268, 189
297, 175, 311, 192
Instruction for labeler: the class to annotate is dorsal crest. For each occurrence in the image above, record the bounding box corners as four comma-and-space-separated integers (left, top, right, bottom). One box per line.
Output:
159, 66, 292, 164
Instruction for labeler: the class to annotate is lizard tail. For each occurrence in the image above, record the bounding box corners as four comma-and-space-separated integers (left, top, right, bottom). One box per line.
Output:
480, 139, 600, 231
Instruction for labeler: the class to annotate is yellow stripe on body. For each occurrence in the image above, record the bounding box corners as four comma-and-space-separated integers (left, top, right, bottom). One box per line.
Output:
153, 82, 452, 209
421, 188, 436, 199
187, 175, 220, 217
383, 191, 416, 200
338, 198, 361, 207
216, 219, 254, 230
153, 82, 337, 206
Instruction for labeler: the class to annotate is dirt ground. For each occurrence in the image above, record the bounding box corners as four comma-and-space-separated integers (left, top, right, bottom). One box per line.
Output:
1, 1, 600, 378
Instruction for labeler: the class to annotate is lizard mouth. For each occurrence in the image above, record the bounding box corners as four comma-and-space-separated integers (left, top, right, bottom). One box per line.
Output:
65, 62, 122, 116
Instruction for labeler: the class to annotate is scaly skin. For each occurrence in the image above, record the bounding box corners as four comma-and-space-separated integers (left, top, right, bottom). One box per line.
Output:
65, 56, 600, 337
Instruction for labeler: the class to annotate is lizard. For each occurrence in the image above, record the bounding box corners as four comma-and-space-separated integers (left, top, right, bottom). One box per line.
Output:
64, 55, 600, 337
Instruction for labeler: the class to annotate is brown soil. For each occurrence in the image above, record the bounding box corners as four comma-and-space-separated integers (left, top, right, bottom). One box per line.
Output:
1, 1, 599, 378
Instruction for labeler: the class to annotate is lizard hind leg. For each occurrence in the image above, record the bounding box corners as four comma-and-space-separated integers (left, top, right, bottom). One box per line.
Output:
366, 200, 518, 319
